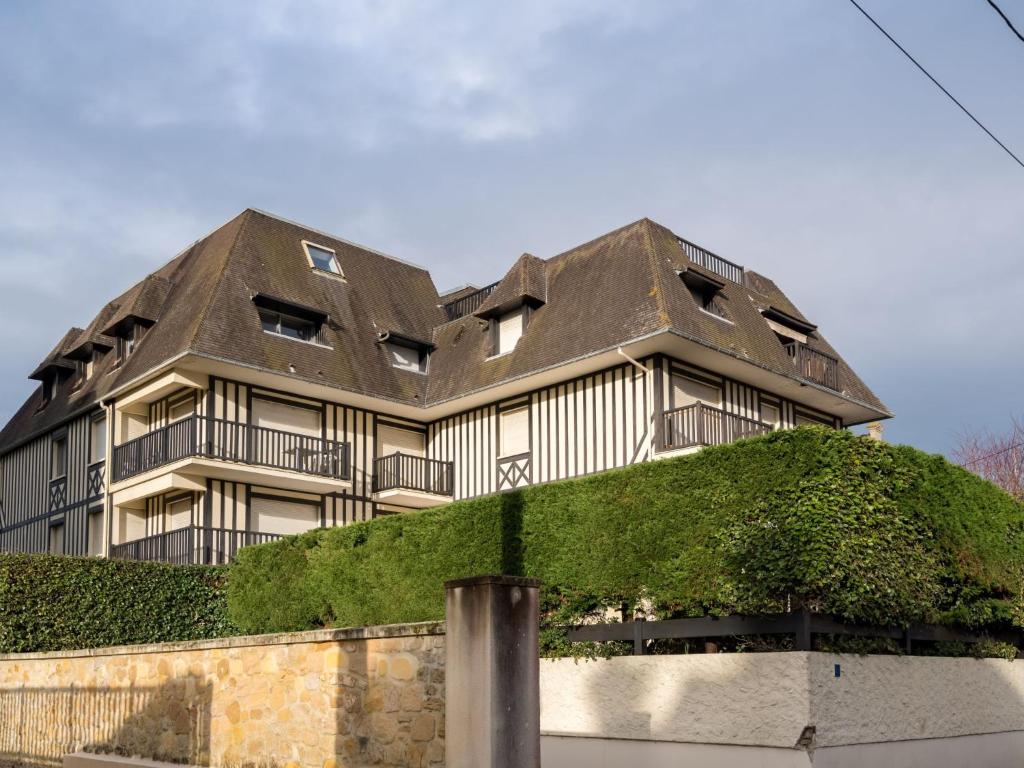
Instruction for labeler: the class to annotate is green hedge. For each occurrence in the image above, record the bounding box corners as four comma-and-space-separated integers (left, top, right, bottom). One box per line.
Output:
0, 554, 237, 653
227, 428, 1024, 641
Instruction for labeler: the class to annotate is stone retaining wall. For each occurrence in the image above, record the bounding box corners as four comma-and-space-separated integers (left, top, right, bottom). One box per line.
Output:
0, 623, 445, 768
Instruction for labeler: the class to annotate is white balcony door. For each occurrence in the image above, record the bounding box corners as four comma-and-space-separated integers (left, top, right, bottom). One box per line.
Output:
378, 425, 425, 457
252, 398, 321, 437
251, 496, 320, 536
251, 398, 323, 471
672, 374, 722, 408
166, 495, 192, 531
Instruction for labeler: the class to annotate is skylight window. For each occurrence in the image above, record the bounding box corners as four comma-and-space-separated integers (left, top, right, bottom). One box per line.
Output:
302, 241, 343, 277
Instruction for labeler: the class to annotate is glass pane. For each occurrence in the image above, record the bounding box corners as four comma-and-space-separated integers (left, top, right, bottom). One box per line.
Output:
388, 342, 422, 371
259, 309, 279, 334
278, 314, 314, 340
307, 245, 339, 273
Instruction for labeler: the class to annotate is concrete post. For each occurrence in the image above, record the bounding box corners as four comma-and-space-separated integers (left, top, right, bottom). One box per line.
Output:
445, 574, 541, 768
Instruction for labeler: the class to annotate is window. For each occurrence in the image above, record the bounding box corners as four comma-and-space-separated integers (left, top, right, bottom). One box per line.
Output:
165, 494, 192, 531
42, 373, 61, 406
681, 270, 729, 321
672, 374, 722, 408
90, 416, 107, 463
253, 294, 328, 346
251, 495, 321, 536
386, 341, 428, 373
302, 241, 343, 276
259, 308, 320, 343
48, 521, 65, 555
115, 324, 142, 364
760, 400, 781, 430
492, 308, 524, 356
87, 509, 104, 556
499, 406, 530, 457
51, 433, 67, 480
167, 394, 195, 423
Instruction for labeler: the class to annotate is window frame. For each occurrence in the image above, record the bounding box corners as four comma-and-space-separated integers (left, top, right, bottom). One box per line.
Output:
258, 307, 324, 345
385, 339, 429, 374
90, 413, 107, 464
301, 240, 344, 279
48, 517, 65, 555
50, 430, 68, 481
498, 404, 531, 458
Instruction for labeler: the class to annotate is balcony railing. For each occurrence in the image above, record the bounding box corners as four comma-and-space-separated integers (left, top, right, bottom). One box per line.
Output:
442, 282, 499, 321
677, 237, 745, 284
662, 402, 771, 450
110, 525, 284, 565
783, 341, 840, 391
372, 453, 454, 496
111, 415, 351, 483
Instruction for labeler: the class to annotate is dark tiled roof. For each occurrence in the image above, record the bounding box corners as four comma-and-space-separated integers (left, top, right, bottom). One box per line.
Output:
0, 211, 890, 454
28, 328, 83, 381
472, 253, 547, 318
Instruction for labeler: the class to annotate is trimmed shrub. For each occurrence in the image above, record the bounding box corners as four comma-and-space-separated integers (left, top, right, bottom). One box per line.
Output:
0, 554, 237, 653
227, 428, 1024, 642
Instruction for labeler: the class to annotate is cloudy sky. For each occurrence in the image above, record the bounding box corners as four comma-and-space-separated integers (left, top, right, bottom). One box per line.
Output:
1, 0, 1021, 455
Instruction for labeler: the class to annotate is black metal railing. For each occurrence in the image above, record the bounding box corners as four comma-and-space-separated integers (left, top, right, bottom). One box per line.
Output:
48, 477, 67, 512
783, 341, 840, 390
111, 415, 351, 483
662, 402, 771, 450
372, 453, 454, 496
568, 610, 1024, 656
86, 460, 105, 497
677, 237, 744, 284
110, 525, 284, 565
442, 281, 500, 321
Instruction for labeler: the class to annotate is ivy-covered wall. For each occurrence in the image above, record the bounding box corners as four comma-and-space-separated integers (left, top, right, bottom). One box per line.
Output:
0, 554, 236, 653
226, 428, 1024, 647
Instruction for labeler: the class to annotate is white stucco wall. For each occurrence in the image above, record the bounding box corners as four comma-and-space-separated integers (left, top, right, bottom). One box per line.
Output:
541, 653, 811, 748
540, 652, 1024, 750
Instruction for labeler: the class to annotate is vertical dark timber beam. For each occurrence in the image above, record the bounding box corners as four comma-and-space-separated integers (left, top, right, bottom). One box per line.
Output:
445, 575, 541, 768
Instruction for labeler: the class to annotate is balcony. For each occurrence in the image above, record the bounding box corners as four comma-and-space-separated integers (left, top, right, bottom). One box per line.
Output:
110, 416, 351, 501
783, 341, 840, 391
662, 402, 772, 451
110, 525, 284, 565
372, 453, 454, 508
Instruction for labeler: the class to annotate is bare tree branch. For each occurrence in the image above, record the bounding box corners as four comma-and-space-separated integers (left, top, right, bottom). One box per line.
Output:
952, 416, 1024, 501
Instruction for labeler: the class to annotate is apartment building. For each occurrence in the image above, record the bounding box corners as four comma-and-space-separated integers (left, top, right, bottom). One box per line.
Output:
0, 210, 890, 563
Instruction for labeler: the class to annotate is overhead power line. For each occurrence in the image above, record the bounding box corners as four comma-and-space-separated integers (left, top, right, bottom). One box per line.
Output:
961, 439, 1024, 467
986, 0, 1024, 43
845, 0, 1024, 171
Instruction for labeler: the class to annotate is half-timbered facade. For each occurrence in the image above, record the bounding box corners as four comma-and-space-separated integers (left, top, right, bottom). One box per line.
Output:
0, 210, 890, 563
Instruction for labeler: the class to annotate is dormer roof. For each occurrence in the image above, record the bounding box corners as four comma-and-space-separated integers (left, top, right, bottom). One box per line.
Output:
472, 253, 547, 319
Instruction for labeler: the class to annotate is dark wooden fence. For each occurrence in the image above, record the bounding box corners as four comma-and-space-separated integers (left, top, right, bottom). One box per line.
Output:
568, 611, 1022, 655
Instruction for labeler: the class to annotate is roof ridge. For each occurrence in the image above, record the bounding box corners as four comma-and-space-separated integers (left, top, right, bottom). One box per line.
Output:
245, 208, 433, 274
546, 218, 650, 264
184, 210, 253, 353
640, 218, 671, 328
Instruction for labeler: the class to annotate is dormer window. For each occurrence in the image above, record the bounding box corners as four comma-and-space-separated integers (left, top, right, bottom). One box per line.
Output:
115, 324, 142, 365
302, 241, 343, 277
491, 307, 525, 357
680, 269, 729, 321
761, 306, 817, 345
253, 294, 329, 346
384, 337, 429, 373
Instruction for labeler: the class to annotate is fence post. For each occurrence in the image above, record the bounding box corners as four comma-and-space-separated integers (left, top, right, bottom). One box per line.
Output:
445, 575, 541, 768
633, 618, 646, 656
795, 608, 812, 651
